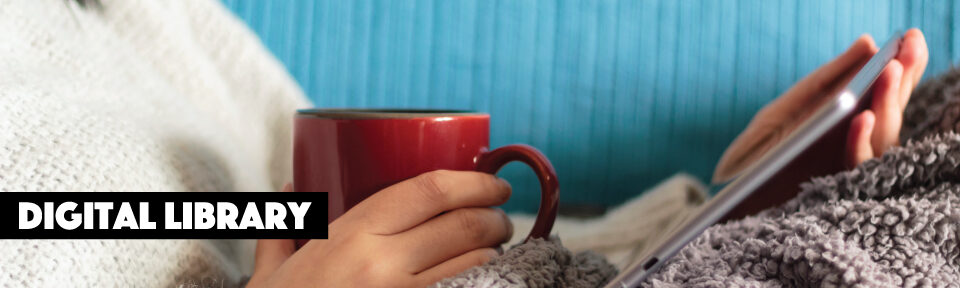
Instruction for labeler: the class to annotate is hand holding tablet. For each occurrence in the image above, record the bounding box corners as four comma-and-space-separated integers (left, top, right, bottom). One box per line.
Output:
608, 29, 930, 287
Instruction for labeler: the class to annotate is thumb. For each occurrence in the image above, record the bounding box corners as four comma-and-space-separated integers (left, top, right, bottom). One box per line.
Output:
248, 183, 296, 287
251, 183, 296, 275
247, 239, 296, 287
255, 239, 296, 273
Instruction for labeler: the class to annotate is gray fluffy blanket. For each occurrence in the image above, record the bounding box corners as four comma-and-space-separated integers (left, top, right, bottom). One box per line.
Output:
437, 67, 960, 288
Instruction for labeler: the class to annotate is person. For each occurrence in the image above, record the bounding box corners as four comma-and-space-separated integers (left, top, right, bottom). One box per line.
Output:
246, 30, 929, 287
0, 0, 929, 286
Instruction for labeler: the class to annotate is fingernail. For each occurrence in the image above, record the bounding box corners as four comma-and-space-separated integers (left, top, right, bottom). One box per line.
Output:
498, 178, 512, 189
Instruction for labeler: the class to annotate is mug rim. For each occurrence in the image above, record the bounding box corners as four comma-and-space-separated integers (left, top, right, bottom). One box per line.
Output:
296, 108, 488, 119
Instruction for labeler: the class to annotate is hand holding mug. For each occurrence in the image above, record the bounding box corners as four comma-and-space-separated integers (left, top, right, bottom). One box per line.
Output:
249, 109, 560, 287
247, 171, 513, 288
293, 109, 558, 243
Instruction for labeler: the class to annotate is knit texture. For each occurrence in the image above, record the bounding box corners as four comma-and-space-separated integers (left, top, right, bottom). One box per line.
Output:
438, 67, 960, 287
641, 67, 960, 287
507, 174, 708, 270
902, 65, 960, 141
436, 174, 706, 288
0, 0, 307, 286
435, 238, 618, 288
645, 134, 960, 287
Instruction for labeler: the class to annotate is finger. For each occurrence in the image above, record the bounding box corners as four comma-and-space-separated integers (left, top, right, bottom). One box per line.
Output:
749, 34, 876, 147
395, 207, 512, 272
846, 111, 876, 168
344, 170, 512, 235
252, 239, 296, 277
805, 34, 878, 90
713, 121, 782, 183
896, 28, 929, 109
714, 35, 880, 184
281, 183, 292, 192
776, 35, 878, 110
870, 60, 904, 155
414, 248, 499, 287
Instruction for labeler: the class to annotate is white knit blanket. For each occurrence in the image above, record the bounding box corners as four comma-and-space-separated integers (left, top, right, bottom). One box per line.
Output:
0, 0, 307, 286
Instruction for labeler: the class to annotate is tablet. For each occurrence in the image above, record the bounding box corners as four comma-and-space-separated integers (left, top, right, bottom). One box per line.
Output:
605, 31, 904, 288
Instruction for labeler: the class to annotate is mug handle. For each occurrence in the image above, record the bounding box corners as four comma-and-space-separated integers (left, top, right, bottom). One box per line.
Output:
475, 144, 558, 241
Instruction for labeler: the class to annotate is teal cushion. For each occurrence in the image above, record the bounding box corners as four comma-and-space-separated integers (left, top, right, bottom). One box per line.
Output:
222, 0, 960, 213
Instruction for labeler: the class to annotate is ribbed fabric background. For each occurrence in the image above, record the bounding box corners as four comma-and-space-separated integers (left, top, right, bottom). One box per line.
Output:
221, 0, 959, 213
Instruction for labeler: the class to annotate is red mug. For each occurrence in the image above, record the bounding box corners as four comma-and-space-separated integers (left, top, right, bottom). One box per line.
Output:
293, 109, 559, 246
